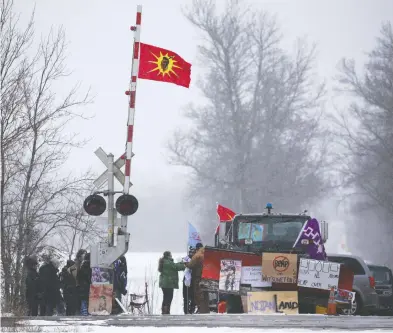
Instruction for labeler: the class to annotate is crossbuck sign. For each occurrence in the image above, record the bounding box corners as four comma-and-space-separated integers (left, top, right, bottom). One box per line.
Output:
93, 147, 134, 189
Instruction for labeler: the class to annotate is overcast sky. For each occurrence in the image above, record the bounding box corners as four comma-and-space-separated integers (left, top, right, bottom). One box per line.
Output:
14, 0, 393, 253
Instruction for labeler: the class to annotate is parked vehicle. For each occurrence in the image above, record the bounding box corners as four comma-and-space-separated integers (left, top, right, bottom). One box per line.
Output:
328, 254, 379, 315
367, 263, 393, 315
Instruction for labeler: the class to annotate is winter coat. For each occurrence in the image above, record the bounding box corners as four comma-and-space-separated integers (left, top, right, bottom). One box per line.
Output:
186, 247, 205, 280
25, 268, 41, 304
77, 259, 91, 301
39, 263, 61, 305
59, 265, 77, 302
159, 258, 185, 289
113, 257, 127, 295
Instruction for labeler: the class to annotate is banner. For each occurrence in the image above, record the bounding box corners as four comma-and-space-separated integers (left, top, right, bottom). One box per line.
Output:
297, 258, 341, 290
188, 222, 202, 248
247, 291, 299, 314
261, 253, 298, 284
219, 259, 242, 293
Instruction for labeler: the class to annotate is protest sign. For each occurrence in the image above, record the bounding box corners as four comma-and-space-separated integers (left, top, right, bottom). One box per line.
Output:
297, 258, 341, 290
219, 259, 242, 293
247, 291, 299, 314
241, 266, 272, 288
262, 253, 297, 283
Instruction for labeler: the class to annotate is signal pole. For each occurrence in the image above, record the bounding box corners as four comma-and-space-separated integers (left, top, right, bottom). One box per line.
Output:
107, 153, 115, 246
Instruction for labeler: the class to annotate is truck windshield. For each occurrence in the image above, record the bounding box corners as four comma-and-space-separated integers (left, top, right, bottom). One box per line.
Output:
369, 265, 393, 285
234, 215, 308, 245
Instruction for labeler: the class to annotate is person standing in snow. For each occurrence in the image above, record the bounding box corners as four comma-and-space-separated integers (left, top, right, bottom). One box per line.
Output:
158, 251, 185, 315
38, 255, 62, 316
68, 249, 87, 313
59, 260, 77, 315
185, 243, 209, 314
77, 252, 91, 316
182, 247, 196, 314
25, 255, 41, 316
112, 255, 128, 314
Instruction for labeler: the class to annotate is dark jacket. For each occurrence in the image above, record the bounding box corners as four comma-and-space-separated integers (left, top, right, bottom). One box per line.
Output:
114, 256, 127, 295
26, 267, 40, 303
77, 258, 91, 301
59, 260, 77, 300
159, 257, 185, 289
39, 262, 61, 305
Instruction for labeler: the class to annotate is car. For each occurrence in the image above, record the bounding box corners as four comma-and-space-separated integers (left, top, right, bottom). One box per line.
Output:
367, 263, 393, 315
328, 253, 379, 315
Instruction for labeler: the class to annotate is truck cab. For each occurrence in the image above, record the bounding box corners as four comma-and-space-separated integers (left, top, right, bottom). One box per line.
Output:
215, 208, 328, 254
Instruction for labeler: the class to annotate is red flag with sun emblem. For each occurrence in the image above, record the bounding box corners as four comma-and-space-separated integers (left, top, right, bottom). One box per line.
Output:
138, 43, 191, 88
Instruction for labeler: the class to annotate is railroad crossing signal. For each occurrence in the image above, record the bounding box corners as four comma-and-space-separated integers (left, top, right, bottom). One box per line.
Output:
93, 147, 134, 190
83, 194, 107, 216
84, 147, 138, 218
116, 194, 139, 216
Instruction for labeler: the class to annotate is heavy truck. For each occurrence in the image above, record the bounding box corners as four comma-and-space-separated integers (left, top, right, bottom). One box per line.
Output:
203, 204, 353, 313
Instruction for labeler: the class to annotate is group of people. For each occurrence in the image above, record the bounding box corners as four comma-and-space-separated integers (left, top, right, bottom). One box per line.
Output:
158, 243, 209, 315
25, 249, 91, 316
25, 249, 128, 316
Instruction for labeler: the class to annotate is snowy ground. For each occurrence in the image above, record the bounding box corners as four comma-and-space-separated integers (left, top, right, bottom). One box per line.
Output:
35, 327, 387, 333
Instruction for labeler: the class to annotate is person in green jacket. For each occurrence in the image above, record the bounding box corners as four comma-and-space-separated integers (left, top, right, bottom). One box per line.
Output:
158, 251, 185, 314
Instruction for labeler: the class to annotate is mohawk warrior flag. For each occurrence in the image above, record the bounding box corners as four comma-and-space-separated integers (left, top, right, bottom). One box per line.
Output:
217, 204, 236, 222
293, 218, 327, 261
138, 43, 191, 88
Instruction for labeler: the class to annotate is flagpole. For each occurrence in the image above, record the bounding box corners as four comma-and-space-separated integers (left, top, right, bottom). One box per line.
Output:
121, 5, 142, 230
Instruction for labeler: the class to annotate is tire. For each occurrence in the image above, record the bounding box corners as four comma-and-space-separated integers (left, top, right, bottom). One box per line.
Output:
340, 294, 362, 316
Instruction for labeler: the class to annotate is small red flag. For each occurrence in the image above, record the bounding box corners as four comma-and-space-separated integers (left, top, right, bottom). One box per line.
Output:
138, 43, 191, 88
217, 204, 236, 222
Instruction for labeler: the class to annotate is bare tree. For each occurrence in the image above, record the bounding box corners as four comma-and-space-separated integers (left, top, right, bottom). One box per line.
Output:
332, 22, 393, 267
56, 208, 106, 260
1, 0, 94, 311
168, 0, 329, 241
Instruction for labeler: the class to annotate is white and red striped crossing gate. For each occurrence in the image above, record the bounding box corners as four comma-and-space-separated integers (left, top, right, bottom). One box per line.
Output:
86, 6, 142, 254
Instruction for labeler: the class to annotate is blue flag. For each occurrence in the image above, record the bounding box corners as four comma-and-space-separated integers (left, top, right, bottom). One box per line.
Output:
188, 222, 202, 248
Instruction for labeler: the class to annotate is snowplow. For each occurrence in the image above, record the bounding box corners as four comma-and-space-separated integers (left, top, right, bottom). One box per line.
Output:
202, 204, 355, 314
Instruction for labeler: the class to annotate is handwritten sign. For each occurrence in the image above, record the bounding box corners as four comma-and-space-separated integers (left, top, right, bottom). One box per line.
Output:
219, 259, 242, 293
241, 266, 272, 288
262, 253, 298, 283
247, 291, 299, 314
297, 258, 340, 290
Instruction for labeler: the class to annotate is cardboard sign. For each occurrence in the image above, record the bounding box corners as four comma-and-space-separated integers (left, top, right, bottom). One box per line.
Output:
247, 291, 299, 314
219, 259, 242, 293
241, 266, 272, 287
88, 284, 113, 315
297, 258, 340, 290
261, 253, 298, 283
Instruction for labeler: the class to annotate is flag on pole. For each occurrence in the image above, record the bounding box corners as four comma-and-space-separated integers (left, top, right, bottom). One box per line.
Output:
138, 43, 191, 88
293, 218, 327, 261
188, 222, 202, 248
217, 204, 236, 222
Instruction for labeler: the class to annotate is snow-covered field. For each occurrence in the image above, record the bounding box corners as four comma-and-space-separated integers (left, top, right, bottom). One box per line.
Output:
123, 251, 186, 314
